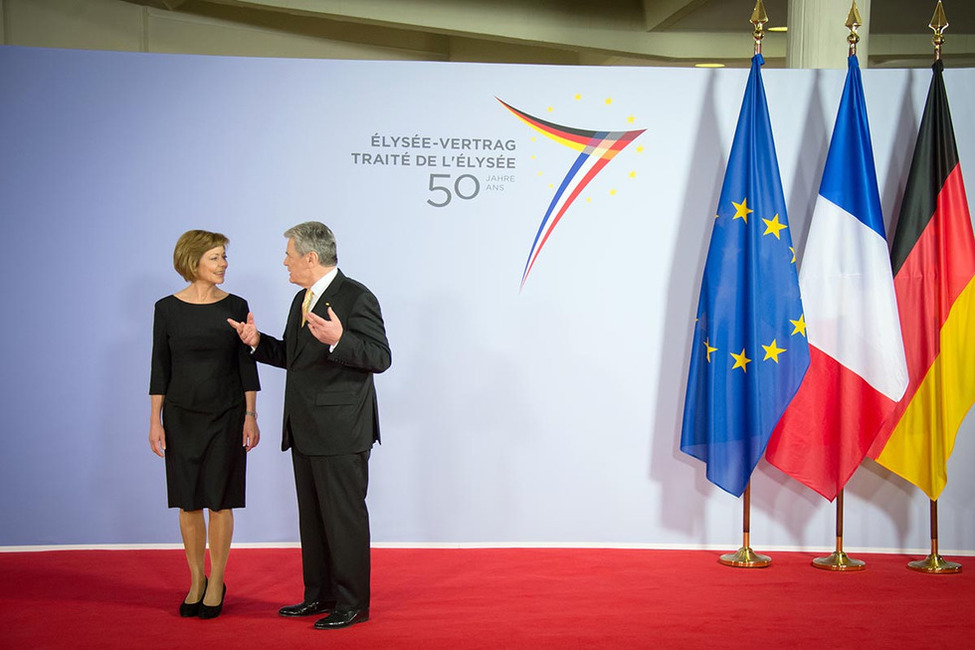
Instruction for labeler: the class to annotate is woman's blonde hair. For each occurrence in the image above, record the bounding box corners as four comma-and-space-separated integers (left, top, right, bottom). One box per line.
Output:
173, 230, 229, 282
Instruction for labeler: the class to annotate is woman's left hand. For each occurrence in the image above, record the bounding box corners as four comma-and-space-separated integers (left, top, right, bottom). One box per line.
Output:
243, 416, 260, 451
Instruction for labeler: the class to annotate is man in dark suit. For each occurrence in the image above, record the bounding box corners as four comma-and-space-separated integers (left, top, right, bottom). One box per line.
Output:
228, 221, 391, 629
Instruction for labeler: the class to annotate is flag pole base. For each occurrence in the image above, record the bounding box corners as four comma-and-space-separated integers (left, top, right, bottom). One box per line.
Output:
811, 551, 866, 571
719, 546, 771, 568
907, 554, 962, 574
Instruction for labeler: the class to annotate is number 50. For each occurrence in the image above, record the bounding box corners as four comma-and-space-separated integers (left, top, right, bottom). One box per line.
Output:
426, 173, 481, 207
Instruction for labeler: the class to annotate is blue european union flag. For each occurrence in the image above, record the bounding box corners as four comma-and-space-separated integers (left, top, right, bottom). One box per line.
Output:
680, 54, 810, 497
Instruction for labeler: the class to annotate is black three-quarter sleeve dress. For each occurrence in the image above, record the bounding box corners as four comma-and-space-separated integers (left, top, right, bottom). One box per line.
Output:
149, 294, 261, 511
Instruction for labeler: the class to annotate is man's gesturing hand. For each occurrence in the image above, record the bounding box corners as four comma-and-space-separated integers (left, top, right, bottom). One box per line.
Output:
228, 312, 260, 348
306, 307, 343, 347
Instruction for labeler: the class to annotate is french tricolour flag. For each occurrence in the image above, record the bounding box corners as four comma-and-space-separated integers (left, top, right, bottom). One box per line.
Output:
765, 55, 908, 501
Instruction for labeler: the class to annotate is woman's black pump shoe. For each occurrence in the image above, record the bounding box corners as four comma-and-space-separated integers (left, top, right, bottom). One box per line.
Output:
179, 577, 207, 618
198, 584, 226, 620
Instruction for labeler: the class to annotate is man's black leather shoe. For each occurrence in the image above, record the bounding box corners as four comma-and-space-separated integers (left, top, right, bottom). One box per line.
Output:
313, 608, 369, 629
278, 600, 335, 617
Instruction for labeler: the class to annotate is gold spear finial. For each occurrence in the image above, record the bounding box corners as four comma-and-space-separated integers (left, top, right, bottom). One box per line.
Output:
751, 0, 769, 56
846, 1, 863, 57
930, 1, 948, 61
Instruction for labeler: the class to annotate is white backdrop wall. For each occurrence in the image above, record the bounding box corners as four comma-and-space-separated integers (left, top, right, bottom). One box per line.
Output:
0, 46, 972, 552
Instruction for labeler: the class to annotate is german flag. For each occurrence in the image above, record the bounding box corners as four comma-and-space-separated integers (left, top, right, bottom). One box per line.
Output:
867, 60, 975, 500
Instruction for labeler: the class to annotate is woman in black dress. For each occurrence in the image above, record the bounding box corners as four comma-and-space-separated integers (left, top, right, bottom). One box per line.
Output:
149, 230, 260, 619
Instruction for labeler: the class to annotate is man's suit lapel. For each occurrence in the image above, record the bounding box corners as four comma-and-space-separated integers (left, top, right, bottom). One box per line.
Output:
313, 270, 344, 320
292, 271, 345, 360
286, 290, 304, 363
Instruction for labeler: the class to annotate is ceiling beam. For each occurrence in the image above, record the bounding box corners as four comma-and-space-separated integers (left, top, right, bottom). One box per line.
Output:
196, 0, 781, 63
126, 0, 189, 9
127, 0, 975, 65
641, 0, 712, 32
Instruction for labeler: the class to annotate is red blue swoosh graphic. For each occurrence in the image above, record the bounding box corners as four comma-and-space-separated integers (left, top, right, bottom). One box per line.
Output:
498, 99, 645, 288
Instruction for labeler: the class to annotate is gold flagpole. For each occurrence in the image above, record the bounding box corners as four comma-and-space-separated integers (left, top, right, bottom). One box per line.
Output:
903, 2, 961, 576
720, 482, 771, 568
751, 0, 767, 57
810, 2, 868, 573
717, 0, 773, 572
909, 500, 961, 573
812, 489, 865, 570
846, 0, 862, 58
930, 0, 946, 62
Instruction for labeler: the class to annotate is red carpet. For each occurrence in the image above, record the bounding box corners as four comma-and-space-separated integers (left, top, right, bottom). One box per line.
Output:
1, 547, 971, 649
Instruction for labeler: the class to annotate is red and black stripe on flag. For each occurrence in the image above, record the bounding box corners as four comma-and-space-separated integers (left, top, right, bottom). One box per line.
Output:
889, 59, 974, 365
869, 59, 975, 464
890, 60, 967, 276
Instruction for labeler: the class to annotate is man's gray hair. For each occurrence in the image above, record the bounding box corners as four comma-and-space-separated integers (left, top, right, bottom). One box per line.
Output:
285, 221, 338, 267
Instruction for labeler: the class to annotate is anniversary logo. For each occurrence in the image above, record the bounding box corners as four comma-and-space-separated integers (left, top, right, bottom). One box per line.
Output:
350, 95, 646, 287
